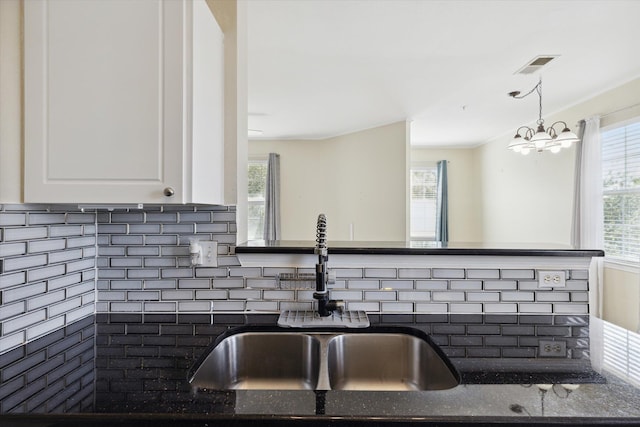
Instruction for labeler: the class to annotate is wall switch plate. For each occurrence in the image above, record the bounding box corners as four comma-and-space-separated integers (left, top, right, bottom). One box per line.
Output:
538, 270, 566, 288
539, 340, 567, 358
199, 241, 218, 267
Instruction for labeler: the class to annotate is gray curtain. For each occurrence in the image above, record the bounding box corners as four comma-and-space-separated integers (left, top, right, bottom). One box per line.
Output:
263, 153, 280, 241
435, 160, 448, 244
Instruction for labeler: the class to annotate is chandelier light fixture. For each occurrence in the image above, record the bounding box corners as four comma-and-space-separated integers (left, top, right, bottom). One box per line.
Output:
507, 78, 580, 155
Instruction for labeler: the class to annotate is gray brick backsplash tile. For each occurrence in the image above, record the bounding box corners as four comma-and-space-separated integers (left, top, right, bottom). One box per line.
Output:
28, 239, 66, 254
0, 301, 26, 322
483, 303, 518, 313
178, 301, 211, 312
263, 290, 295, 300
553, 303, 589, 314
229, 289, 262, 299
161, 290, 193, 300
127, 247, 160, 256
195, 290, 228, 300
160, 268, 193, 279
432, 268, 465, 279
571, 292, 589, 302
143, 302, 176, 312
517, 280, 539, 291
111, 235, 143, 245
110, 280, 143, 290
297, 290, 315, 300
213, 278, 245, 288
48, 248, 84, 264
500, 291, 534, 302
3, 226, 49, 242
333, 268, 363, 278
246, 301, 278, 311
467, 292, 499, 302
501, 269, 535, 279
415, 302, 448, 312
381, 302, 413, 312
126, 269, 159, 279
50, 225, 84, 238
518, 303, 553, 313
398, 268, 430, 279
110, 212, 145, 223
483, 280, 517, 291
179, 212, 212, 222
415, 280, 448, 290
229, 267, 260, 277
347, 279, 380, 289
143, 258, 176, 268
535, 291, 570, 302
144, 212, 178, 223
211, 212, 236, 222
279, 301, 313, 311
466, 269, 500, 279
177, 279, 211, 289
193, 267, 227, 278
48, 273, 82, 290
331, 290, 363, 300
364, 291, 397, 301
128, 291, 160, 301
161, 246, 189, 256
97, 224, 128, 234
110, 302, 143, 312
432, 291, 465, 302
450, 280, 482, 290
195, 223, 228, 233
398, 291, 431, 301
450, 303, 483, 313
1, 242, 27, 258
0, 213, 27, 226
67, 236, 95, 249
380, 280, 413, 290
570, 269, 589, 280
145, 235, 178, 245
212, 301, 245, 311
364, 268, 396, 278
0, 272, 28, 290
565, 280, 588, 291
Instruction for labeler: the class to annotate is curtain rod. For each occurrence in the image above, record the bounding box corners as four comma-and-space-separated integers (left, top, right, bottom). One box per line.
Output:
600, 102, 640, 119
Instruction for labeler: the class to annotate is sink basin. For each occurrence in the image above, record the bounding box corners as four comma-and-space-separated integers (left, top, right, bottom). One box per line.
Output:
327, 333, 459, 391
188, 326, 459, 391
188, 332, 321, 390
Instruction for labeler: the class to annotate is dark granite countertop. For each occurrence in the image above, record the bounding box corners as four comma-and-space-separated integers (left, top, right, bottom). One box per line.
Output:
2, 313, 640, 426
236, 241, 605, 257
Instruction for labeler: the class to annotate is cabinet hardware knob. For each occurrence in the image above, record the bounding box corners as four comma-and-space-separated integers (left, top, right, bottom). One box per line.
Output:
163, 187, 175, 197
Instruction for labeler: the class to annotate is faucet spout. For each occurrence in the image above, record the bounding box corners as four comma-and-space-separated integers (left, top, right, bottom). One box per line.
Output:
313, 214, 343, 317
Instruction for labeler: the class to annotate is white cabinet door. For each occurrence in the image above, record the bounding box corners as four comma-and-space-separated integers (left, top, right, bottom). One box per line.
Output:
24, 0, 224, 204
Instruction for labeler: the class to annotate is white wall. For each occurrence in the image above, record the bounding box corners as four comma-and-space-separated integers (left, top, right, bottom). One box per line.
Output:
411, 147, 482, 243
249, 121, 408, 241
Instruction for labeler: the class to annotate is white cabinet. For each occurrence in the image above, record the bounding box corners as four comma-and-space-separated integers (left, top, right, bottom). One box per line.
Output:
24, 0, 224, 204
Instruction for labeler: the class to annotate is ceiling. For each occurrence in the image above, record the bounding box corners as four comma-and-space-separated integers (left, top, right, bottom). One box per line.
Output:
247, 0, 640, 147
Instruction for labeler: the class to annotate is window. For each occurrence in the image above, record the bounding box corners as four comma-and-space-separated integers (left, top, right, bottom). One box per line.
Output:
602, 121, 640, 263
410, 165, 437, 239
247, 159, 268, 241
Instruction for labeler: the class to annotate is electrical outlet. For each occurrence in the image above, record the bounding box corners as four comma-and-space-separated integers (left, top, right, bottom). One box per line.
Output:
199, 241, 218, 267
539, 340, 567, 358
538, 270, 566, 288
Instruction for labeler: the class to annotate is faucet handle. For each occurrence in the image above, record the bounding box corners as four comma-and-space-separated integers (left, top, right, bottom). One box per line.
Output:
327, 270, 336, 286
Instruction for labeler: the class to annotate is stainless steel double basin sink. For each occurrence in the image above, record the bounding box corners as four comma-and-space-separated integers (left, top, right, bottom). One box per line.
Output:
188, 326, 460, 392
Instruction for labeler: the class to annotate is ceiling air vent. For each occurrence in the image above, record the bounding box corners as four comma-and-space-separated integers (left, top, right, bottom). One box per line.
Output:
515, 55, 559, 75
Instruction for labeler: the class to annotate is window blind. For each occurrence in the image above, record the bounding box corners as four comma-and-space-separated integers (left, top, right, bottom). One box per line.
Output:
601, 121, 640, 263
410, 166, 437, 239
